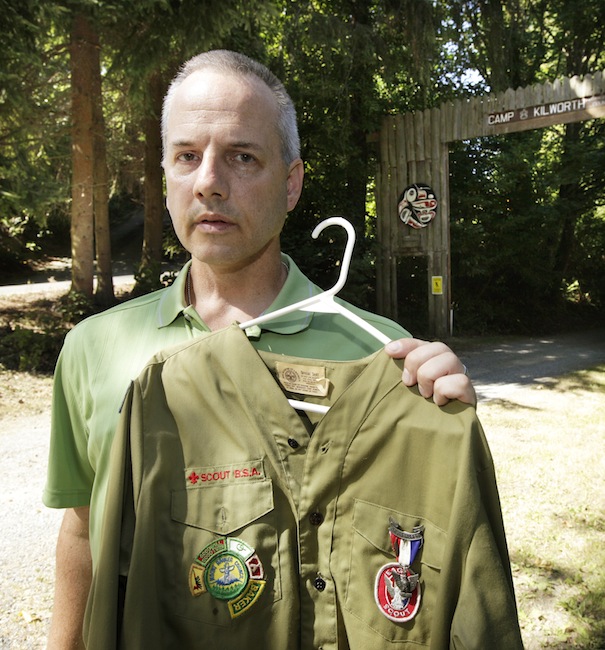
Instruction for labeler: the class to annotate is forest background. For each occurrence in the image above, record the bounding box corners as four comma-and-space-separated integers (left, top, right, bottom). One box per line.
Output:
1, 0, 604, 371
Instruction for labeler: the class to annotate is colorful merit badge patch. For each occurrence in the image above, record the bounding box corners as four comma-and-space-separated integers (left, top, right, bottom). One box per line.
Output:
189, 537, 266, 619
375, 518, 424, 623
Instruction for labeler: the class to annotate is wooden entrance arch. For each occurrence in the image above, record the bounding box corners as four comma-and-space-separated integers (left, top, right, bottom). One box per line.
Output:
375, 71, 605, 338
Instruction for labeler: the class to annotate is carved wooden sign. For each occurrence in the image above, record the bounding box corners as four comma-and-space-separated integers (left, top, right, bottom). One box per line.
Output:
487, 93, 605, 128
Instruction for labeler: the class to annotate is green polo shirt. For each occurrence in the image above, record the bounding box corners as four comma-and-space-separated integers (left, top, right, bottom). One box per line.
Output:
43, 255, 409, 563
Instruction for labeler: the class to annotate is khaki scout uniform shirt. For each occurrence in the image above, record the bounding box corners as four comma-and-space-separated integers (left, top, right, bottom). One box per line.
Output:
85, 325, 522, 650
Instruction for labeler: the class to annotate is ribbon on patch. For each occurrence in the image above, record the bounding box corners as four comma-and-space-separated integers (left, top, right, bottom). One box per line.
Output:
388, 517, 424, 567
374, 518, 424, 623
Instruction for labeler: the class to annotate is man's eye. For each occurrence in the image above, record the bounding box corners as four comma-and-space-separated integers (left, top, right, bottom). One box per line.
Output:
177, 153, 197, 162
235, 153, 255, 164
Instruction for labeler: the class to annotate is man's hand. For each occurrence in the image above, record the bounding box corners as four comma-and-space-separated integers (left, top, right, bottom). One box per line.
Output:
385, 338, 476, 407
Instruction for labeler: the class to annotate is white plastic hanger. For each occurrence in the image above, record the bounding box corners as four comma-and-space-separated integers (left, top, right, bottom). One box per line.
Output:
239, 217, 392, 414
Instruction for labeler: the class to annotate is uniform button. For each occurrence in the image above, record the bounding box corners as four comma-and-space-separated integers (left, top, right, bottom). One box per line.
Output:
288, 438, 300, 449
309, 512, 324, 526
314, 577, 326, 591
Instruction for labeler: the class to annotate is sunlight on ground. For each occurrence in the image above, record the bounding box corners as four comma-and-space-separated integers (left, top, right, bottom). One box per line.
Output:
480, 368, 605, 649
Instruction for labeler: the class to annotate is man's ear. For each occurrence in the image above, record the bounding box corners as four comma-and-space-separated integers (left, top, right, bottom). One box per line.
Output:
286, 158, 304, 212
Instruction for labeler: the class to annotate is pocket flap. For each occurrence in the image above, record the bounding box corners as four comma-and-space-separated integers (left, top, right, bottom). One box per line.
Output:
352, 498, 445, 570
172, 480, 274, 535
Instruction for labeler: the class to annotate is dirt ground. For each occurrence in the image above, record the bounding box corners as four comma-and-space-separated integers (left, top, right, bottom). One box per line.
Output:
0, 371, 59, 649
1, 284, 604, 648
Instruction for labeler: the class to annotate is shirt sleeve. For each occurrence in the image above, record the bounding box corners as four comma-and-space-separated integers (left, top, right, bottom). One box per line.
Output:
432, 419, 524, 649
42, 333, 95, 508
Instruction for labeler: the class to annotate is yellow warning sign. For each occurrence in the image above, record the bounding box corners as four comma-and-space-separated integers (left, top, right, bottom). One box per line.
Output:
431, 276, 443, 295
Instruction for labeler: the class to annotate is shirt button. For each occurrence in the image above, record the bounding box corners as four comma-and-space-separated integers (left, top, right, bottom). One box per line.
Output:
309, 512, 324, 526
288, 438, 300, 449
314, 577, 326, 591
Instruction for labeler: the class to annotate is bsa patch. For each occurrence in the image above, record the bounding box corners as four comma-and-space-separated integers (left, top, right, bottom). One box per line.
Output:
375, 518, 424, 623
375, 563, 421, 622
189, 537, 266, 619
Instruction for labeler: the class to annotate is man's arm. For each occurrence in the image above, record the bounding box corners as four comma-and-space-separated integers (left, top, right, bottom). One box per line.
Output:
47, 506, 92, 650
385, 338, 476, 407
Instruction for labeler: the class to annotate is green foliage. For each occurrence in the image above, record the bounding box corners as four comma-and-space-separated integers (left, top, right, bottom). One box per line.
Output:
269, 0, 443, 307
133, 259, 163, 295
450, 123, 605, 334
572, 205, 605, 310
0, 1, 72, 277
0, 325, 65, 373
1, 0, 604, 333
57, 289, 97, 323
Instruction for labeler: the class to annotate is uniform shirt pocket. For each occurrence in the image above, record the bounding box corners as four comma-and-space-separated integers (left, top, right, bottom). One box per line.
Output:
172, 480, 274, 534
167, 475, 281, 627
344, 499, 445, 644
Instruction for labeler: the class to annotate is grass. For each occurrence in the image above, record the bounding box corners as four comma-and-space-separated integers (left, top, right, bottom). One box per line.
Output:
479, 366, 605, 649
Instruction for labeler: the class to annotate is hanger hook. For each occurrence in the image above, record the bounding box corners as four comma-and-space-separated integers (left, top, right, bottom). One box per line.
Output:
311, 217, 356, 296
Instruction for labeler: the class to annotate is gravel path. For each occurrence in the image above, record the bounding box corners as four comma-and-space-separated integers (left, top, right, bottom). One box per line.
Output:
458, 328, 605, 402
0, 411, 61, 649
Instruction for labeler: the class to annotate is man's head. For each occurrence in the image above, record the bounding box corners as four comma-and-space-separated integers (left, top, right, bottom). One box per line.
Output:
162, 50, 300, 165
161, 50, 304, 273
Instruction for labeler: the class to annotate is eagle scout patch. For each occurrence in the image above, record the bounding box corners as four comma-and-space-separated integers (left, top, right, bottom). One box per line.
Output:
189, 537, 266, 619
375, 563, 421, 622
375, 518, 424, 623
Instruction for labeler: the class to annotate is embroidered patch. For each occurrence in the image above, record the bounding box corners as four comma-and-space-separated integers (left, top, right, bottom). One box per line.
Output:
189, 537, 266, 619
375, 519, 424, 623
375, 563, 421, 622
185, 460, 264, 486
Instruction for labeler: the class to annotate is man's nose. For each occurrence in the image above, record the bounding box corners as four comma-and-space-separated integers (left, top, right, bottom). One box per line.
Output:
192, 153, 228, 199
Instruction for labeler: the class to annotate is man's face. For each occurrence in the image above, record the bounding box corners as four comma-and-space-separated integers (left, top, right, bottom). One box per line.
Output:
163, 69, 303, 272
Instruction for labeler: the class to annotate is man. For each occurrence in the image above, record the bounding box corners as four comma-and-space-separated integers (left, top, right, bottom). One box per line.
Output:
45, 50, 477, 648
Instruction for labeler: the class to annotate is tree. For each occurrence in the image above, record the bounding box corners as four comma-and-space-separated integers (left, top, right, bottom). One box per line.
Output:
138, 69, 166, 292
2, 0, 603, 331
69, 11, 97, 298
267, 0, 441, 308
69, 8, 113, 304
544, 0, 605, 297
0, 1, 71, 271
447, 0, 605, 332
91, 27, 113, 306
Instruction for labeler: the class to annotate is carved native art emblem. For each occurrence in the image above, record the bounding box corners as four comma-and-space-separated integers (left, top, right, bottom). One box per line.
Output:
397, 184, 438, 229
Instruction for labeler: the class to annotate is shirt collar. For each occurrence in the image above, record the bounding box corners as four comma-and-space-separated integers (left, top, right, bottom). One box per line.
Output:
156, 261, 192, 328
254, 253, 317, 335
155, 254, 318, 334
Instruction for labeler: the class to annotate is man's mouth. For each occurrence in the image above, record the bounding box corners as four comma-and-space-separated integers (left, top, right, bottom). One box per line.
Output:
195, 215, 235, 232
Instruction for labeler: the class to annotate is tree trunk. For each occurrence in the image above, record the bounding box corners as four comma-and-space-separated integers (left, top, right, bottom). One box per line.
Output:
70, 13, 96, 297
346, 0, 373, 237
91, 25, 114, 306
135, 70, 166, 294
552, 122, 583, 286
